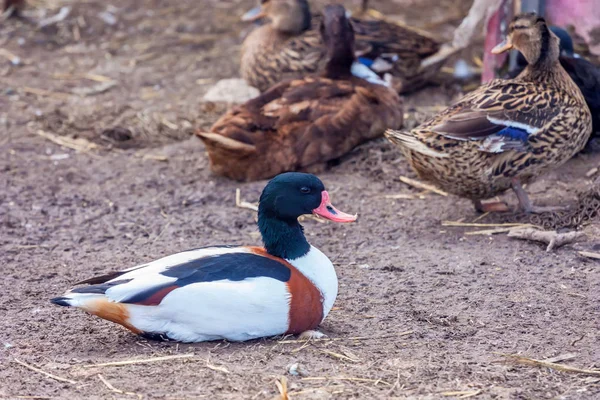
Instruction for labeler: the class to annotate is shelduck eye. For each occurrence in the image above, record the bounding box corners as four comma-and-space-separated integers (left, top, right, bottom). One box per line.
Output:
300, 186, 311, 194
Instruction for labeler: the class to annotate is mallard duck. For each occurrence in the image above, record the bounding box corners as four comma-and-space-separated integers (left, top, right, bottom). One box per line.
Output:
509, 26, 600, 150
52, 173, 357, 343
198, 4, 402, 182
240, 0, 440, 93
385, 13, 592, 213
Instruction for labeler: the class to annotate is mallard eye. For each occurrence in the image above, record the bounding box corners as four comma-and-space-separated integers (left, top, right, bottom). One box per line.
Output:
300, 186, 311, 194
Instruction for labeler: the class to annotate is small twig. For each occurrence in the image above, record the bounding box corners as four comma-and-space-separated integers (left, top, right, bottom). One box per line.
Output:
0, 48, 21, 64
151, 220, 172, 244
38, 6, 71, 28
37, 130, 98, 153
465, 227, 516, 236
384, 193, 418, 200
142, 154, 168, 162
496, 353, 600, 376
472, 212, 490, 223
235, 188, 258, 212
442, 221, 535, 228
83, 353, 194, 368
571, 334, 585, 346
508, 228, 586, 252
205, 360, 229, 374
301, 376, 391, 386
585, 167, 598, 177
399, 176, 448, 196
319, 349, 360, 363
22, 87, 72, 100
543, 353, 578, 363
441, 390, 482, 398
277, 331, 413, 344
97, 374, 142, 399
72, 80, 117, 96
13, 358, 77, 385
578, 251, 600, 260
275, 376, 289, 400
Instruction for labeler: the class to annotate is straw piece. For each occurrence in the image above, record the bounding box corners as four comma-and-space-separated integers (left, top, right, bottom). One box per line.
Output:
578, 251, 600, 260
97, 374, 142, 399
277, 331, 413, 344
442, 221, 535, 228
319, 349, 360, 363
399, 176, 448, 196
22, 87, 72, 100
13, 358, 77, 385
464, 227, 515, 235
37, 130, 98, 153
83, 353, 194, 368
497, 353, 600, 376
301, 376, 391, 386
442, 390, 482, 398
275, 376, 289, 400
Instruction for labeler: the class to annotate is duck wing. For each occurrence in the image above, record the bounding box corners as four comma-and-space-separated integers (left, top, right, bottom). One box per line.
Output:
63, 247, 291, 306
430, 82, 561, 153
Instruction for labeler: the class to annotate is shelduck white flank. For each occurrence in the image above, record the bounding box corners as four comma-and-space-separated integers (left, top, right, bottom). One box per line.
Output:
52, 173, 357, 343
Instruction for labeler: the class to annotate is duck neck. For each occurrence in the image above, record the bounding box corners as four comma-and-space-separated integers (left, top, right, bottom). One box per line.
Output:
258, 213, 310, 260
526, 24, 560, 72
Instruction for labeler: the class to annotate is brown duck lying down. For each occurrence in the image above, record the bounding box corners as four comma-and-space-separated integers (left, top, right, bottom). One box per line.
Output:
385, 13, 592, 214
197, 5, 402, 182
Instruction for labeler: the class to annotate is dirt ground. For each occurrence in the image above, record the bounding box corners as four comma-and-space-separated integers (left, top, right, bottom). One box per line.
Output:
2, 1, 600, 399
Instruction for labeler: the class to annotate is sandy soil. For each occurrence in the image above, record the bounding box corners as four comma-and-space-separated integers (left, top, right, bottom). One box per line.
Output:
1, 1, 600, 399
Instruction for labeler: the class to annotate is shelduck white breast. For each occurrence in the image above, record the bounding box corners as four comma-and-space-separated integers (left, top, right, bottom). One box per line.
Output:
51, 173, 357, 343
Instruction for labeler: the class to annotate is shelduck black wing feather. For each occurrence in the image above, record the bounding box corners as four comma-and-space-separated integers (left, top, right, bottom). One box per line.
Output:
121, 252, 293, 305
159, 253, 292, 284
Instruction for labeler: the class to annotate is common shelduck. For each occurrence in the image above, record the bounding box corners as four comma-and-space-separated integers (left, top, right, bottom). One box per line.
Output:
51, 173, 357, 342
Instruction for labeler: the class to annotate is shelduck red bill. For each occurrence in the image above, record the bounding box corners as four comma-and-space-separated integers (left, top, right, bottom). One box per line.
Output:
312, 191, 357, 223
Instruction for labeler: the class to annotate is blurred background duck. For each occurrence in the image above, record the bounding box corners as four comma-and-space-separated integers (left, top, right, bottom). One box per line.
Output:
52, 173, 356, 343
240, 0, 441, 93
386, 13, 592, 214
2, 0, 24, 18
198, 4, 402, 182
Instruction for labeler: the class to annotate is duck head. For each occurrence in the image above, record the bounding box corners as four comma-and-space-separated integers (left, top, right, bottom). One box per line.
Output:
515, 26, 575, 69
259, 172, 356, 223
242, 0, 311, 34
492, 13, 560, 68
258, 172, 356, 259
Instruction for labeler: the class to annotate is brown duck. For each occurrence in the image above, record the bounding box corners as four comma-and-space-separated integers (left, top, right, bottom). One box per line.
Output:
386, 13, 592, 213
198, 4, 403, 182
240, 0, 440, 93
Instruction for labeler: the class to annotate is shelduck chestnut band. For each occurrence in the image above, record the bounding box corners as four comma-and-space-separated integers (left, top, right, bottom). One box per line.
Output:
312, 191, 357, 223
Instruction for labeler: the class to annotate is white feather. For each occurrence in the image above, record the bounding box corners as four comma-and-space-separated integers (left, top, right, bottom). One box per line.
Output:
127, 277, 290, 342
350, 61, 390, 87
288, 246, 338, 319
